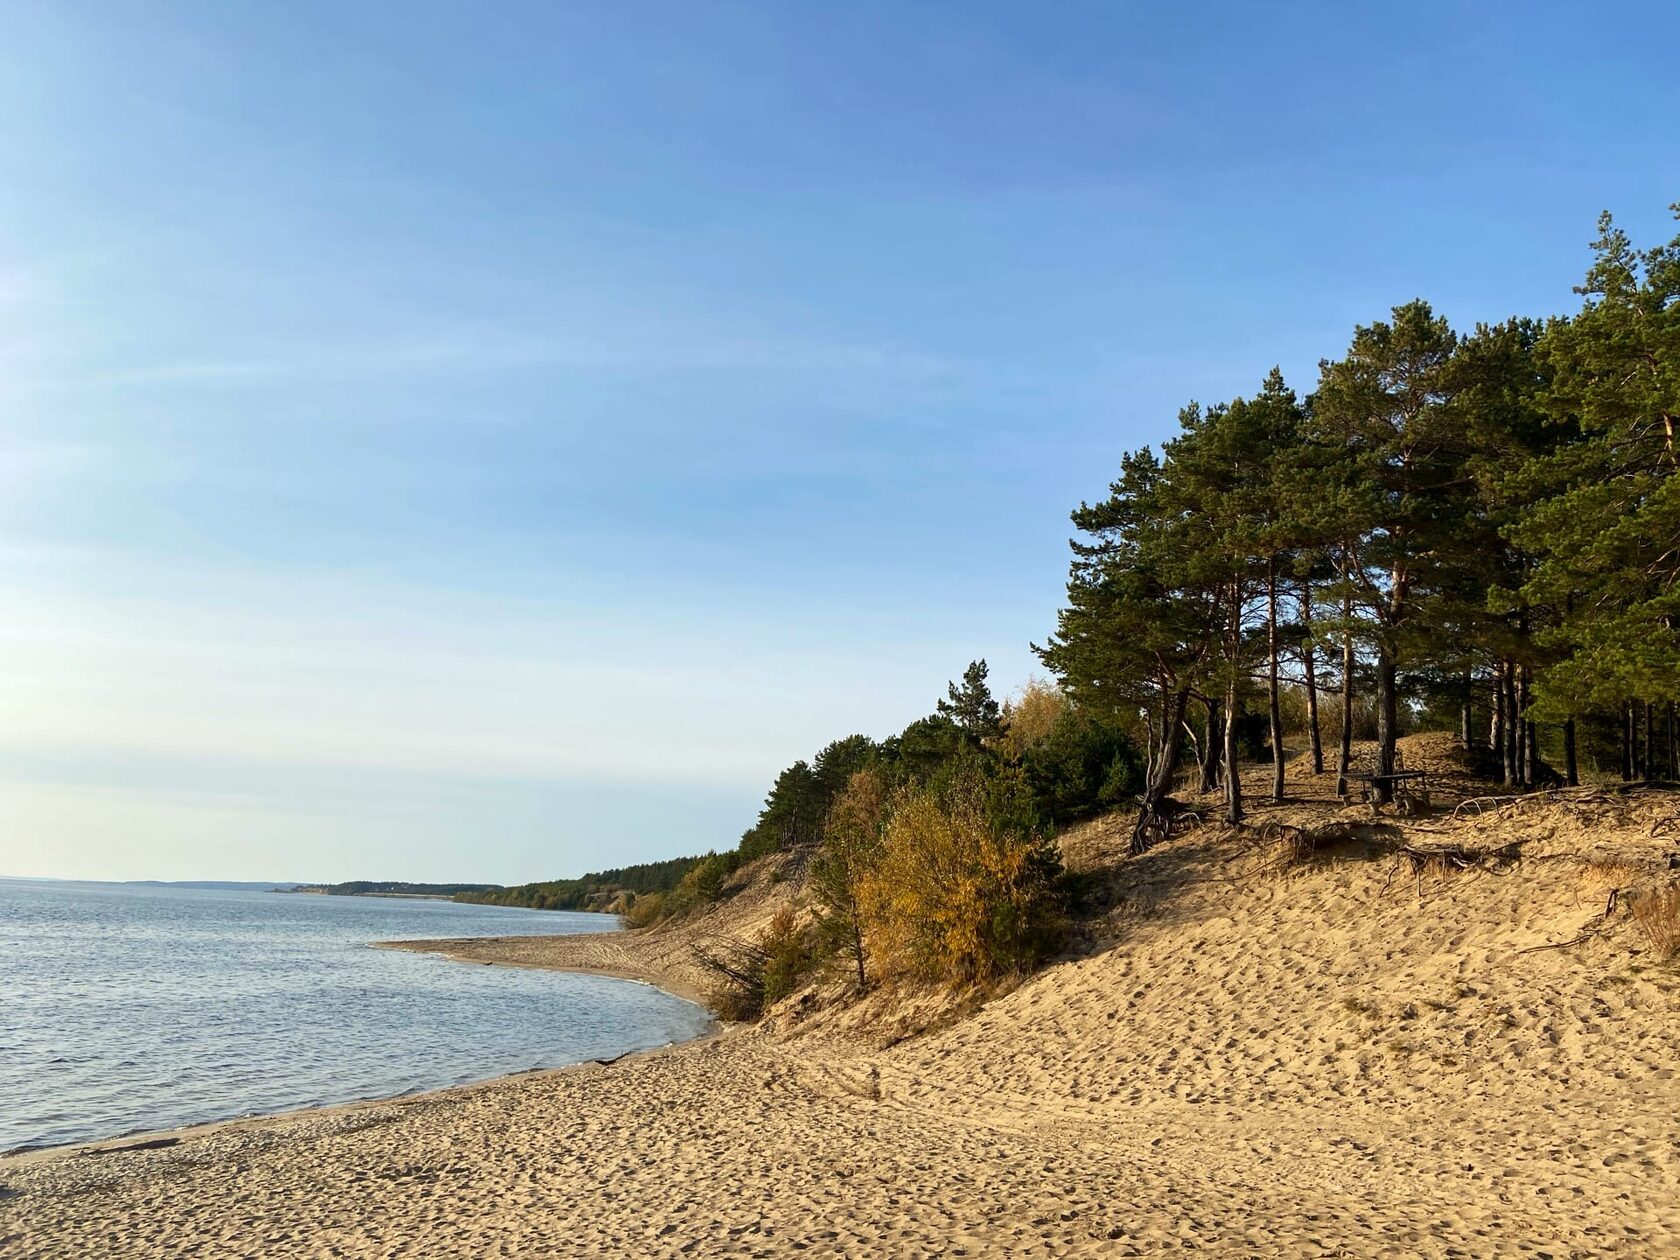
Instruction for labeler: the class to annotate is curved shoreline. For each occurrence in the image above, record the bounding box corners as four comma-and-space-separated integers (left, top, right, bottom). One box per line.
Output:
373, 931, 716, 1009
1, 931, 716, 1169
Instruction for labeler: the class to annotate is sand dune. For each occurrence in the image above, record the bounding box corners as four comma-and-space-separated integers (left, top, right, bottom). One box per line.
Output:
6, 742, 1679, 1257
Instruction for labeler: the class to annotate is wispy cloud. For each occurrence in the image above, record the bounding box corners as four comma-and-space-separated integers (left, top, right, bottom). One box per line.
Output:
0, 562, 957, 791
96, 327, 968, 388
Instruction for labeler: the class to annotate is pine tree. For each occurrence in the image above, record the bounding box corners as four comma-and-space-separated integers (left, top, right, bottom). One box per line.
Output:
1310, 301, 1466, 801
1038, 446, 1220, 840
1453, 318, 1570, 786
1514, 207, 1680, 720
1168, 374, 1310, 814
937, 660, 1005, 742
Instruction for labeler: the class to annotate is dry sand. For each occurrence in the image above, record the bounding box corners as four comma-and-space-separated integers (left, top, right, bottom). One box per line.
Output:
5, 738, 1680, 1257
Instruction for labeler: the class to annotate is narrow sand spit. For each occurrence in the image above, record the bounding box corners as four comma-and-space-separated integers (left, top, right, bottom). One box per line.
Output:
5, 747, 1680, 1257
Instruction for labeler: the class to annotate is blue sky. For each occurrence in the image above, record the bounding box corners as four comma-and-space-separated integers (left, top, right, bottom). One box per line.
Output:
2, 2, 1676, 882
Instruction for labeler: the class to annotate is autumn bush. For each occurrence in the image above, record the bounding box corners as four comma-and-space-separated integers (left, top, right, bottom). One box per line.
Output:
811, 768, 889, 993
859, 766, 1063, 987
992, 678, 1068, 761
623, 891, 666, 928
759, 904, 822, 1004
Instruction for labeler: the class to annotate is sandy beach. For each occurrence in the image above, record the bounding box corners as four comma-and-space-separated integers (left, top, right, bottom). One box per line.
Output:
6, 751, 1680, 1257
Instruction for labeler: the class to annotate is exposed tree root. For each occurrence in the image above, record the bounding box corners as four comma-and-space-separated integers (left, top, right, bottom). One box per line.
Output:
1518, 887, 1628, 954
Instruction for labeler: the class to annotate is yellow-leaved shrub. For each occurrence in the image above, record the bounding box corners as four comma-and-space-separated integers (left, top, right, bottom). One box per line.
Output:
858, 772, 1062, 987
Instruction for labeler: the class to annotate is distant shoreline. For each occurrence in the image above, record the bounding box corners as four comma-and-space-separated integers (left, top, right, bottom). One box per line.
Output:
290, 890, 459, 901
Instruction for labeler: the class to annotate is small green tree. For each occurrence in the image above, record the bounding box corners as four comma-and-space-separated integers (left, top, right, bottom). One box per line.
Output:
1020, 705, 1141, 824
938, 659, 1005, 742
811, 768, 888, 993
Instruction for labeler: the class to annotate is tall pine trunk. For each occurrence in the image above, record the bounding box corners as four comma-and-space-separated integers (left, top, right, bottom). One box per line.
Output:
1459, 670, 1474, 750
1224, 581, 1244, 824
1223, 684, 1243, 823
1646, 701, 1658, 785
1623, 702, 1635, 781
1498, 672, 1512, 769
1199, 698, 1222, 793
1521, 667, 1538, 788
1374, 652, 1398, 803
1501, 662, 1519, 787
1513, 666, 1528, 788
1659, 705, 1673, 786
1337, 612, 1355, 797
1563, 718, 1579, 787
1267, 560, 1284, 803
1301, 583, 1324, 774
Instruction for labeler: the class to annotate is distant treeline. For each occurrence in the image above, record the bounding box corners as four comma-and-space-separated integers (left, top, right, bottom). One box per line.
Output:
629, 662, 1139, 928
296, 881, 501, 896
462, 659, 1137, 1014
453, 856, 705, 912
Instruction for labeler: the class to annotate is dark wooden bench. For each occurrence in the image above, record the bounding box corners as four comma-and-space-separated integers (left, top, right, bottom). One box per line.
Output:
1340, 770, 1431, 816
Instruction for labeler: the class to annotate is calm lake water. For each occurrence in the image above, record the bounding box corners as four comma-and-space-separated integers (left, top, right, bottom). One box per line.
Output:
0, 878, 710, 1152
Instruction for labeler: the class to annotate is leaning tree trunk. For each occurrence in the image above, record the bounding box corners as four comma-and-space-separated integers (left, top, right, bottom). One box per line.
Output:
1142, 700, 1155, 788
1301, 584, 1324, 775
1267, 560, 1284, 803
1145, 687, 1188, 802
1131, 687, 1189, 851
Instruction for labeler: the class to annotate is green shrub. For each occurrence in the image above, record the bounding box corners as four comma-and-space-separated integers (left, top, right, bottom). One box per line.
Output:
693, 904, 822, 1020
669, 850, 741, 913
759, 904, 822, 1006
1020, 707, 1141, 823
